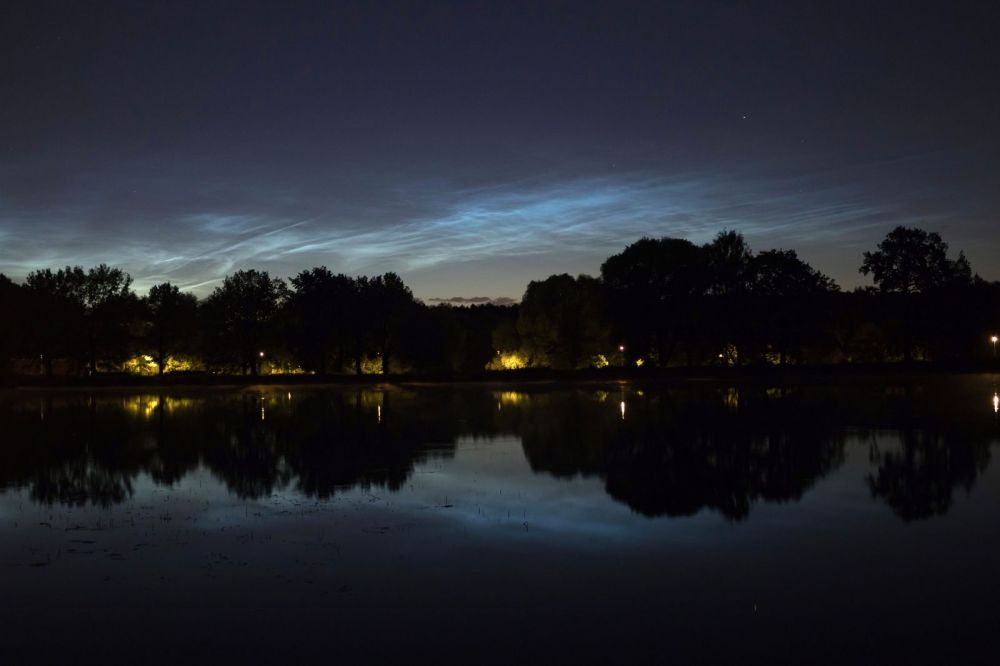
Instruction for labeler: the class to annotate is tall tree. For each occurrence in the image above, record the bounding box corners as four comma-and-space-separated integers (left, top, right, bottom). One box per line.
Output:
203, 270, 288, 375
861, 227, 973, 360
80, 264, 138, 374
363, 273, 417, 374
705, 230, 753, 296
22, 265, 136, 375
285, 268, 359, 374
0, 274, 22, 378
518, 274, 608, 369
750, 249, 839, 297
144, 283, 199, 374
860, 226, 972, 293
600, 237, 706, 366
749, 249, 839, 364
23, 267, 87, 374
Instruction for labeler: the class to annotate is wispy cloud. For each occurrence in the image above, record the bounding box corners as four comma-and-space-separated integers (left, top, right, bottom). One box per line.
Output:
0, 152, 989, 298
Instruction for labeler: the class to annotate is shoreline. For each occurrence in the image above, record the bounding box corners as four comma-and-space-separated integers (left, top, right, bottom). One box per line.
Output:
3, 362, 1000, 393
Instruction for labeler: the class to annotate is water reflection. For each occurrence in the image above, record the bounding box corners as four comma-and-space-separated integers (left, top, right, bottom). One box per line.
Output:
0, 380, 997, 521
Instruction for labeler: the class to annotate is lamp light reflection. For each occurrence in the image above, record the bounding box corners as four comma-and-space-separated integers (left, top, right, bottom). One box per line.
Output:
993, 393, 998, 414
620, 400, 626, 420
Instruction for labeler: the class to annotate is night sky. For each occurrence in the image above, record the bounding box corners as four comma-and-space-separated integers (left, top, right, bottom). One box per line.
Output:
2, 0, 998, 302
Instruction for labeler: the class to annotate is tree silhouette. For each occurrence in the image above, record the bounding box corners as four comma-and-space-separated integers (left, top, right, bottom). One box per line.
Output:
79, 264, 137, 374
2, 226, 997, 374
600, 237, 705, 366
860, 227, 973, 360
203, 269, 288, 375
286, 268, 359, 374
749, 249, 839, 364
0, 274, 21, 378
518, 274, 608, 369
861, 226, 972, 294
144, 283, 199, 374
363, 272, 417, 374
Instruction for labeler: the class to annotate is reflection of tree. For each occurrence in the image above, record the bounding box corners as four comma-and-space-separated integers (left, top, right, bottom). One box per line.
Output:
520, 389, 845, 520
0, 390, 480, 505
0, 397, 154, 506
278, 391, 462, 499
0, 381, 995, 523
866, 430, 989, 521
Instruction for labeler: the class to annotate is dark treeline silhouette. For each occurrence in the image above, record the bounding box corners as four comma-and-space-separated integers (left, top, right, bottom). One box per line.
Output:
2, 225, 999, 378
0, 381, 993, 521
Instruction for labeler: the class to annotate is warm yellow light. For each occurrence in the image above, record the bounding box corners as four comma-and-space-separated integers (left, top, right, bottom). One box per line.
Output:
992, 336, 998, 343
259, 351, 265, 358
994, 393, 999, 414
618, 345, 625, 352
620, 400, 626, 420
498, 391, 525, 405
487, 351, 527, 371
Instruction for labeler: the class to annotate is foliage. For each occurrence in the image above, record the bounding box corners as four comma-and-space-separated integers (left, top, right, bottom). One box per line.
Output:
2, 226, 998, 376
518, 274, 608, 369
203, 269, 288, 375
861, 225, 972, 293
144, 282, 199, 374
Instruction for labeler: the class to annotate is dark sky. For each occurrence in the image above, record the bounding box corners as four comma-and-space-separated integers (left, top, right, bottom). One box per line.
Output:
2, 0, 998, 301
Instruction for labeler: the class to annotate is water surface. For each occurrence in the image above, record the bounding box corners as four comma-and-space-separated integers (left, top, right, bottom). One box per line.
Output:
2, 379, 999, 663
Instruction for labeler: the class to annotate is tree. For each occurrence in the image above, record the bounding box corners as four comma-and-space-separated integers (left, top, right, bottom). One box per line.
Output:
861, 227, 973, 361
23, 267, 86, 374
518, 274, 608, 369
363, 273, 417, 374
860, 226, 972, 294
600, 237, 706, 366
705, 230, 753, 296
750, 249, 839, 297
285, 268, 359, 374
203, 270, 288, 375
0, 274, 22, 378
22, 265, 136, 375
144, 283, 199, 374
749, 249, 839, 364
80, 265, 138, 374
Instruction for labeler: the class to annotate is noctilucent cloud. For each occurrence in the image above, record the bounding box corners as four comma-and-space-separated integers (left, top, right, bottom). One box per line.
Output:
1, 1, 997, 301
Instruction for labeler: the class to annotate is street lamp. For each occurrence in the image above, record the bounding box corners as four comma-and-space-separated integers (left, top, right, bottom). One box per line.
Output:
991, 335, 998, 358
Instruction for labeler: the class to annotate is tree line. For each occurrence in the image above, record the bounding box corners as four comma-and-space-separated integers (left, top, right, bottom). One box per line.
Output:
1, 225, 998, 377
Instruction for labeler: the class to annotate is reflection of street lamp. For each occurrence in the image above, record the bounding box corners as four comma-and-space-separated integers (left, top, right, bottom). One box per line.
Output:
991, 335, 998, 357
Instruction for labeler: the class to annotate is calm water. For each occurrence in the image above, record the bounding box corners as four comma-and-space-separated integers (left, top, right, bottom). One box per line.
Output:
1, 379, 999, 664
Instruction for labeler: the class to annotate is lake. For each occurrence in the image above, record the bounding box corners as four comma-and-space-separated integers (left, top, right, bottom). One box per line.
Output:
1, 378, 998, 664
